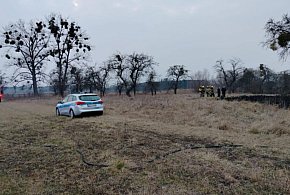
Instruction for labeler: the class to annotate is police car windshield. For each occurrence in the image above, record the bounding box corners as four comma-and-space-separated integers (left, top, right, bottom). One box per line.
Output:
79, 95, 100, 101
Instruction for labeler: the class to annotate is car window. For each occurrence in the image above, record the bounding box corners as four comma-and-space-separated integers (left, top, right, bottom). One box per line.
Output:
79, 95, 100, 101
72, 96, 77, 101
63, 96, 69, 103
67, 95, 73, 102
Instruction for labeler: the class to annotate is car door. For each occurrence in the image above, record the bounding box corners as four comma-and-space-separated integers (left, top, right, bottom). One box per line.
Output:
58, 95, 67, 115
58, 95, 69, 115
63, 95, 73, 115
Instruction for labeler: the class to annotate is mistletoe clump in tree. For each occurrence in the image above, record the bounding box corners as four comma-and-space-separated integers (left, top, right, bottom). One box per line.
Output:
0, 20, 50, 95
264, 14, 290, 60
48, 14, 91, 97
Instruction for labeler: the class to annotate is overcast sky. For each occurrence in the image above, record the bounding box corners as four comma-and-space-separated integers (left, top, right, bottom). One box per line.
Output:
0, 0, 290, 77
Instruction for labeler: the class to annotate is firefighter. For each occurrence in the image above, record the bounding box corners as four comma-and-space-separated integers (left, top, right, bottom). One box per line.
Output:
221, 87, 226, 99
217, 87, 221, 98
206, 86, 214, 97
206, 86, 210, 97
210, 86, 215, 97
198, 86, 205, 97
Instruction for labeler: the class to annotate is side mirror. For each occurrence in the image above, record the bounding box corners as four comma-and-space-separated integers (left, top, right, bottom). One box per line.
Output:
58, 101, 63, 104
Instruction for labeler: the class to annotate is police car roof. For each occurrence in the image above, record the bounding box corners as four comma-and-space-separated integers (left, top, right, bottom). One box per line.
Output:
71, 93, 99, 96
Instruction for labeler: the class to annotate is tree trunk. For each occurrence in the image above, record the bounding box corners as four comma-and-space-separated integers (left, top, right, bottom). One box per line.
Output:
100, 89, 104, 97
76, 83, 79, 93
174, 81, 178, 94
126, 85, 133, 97
60, 80, 65, 97
126, 90, 131, 97
102, 86, 106, 97
31, 70, 39, 96
58, 62, 64, 97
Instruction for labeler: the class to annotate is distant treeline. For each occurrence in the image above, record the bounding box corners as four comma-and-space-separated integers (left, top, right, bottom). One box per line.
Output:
2, 80, 203, 95
4, 71, 290, 97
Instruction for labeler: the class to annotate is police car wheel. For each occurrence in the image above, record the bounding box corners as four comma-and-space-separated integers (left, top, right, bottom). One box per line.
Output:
69, 110, 75, 119
56, 108, 60, 116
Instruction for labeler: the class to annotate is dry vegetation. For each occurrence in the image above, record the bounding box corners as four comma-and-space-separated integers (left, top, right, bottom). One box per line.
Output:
1, 92, 290, 194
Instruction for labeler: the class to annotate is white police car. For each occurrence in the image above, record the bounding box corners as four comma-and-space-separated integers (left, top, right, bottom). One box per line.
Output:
56, 93, 104, 118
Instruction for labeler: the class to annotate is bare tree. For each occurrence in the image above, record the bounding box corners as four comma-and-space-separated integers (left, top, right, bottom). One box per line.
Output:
83, 64, 111, 96
83, 66, 98, 93
214, 58, 244, 93
48, 70, 59, 95
228, 58, 244, 92
259, 64, 277, 93
115, 81, 124, 95
109, 52, 156, 96
0, 20, 50, 95
94, 64, 111, 96
70, 66, 85, 93
99, 64, 111, 96
108, 53, 130, 96
214, 59, 229, 87
126, 53, 157, 96
47, 14, 91, 97
167, 65, 188, 94
264, 14, 290, 60
145, 70, 159, 95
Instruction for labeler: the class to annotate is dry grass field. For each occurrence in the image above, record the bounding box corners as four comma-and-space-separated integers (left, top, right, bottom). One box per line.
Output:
1, 92, 290, 194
